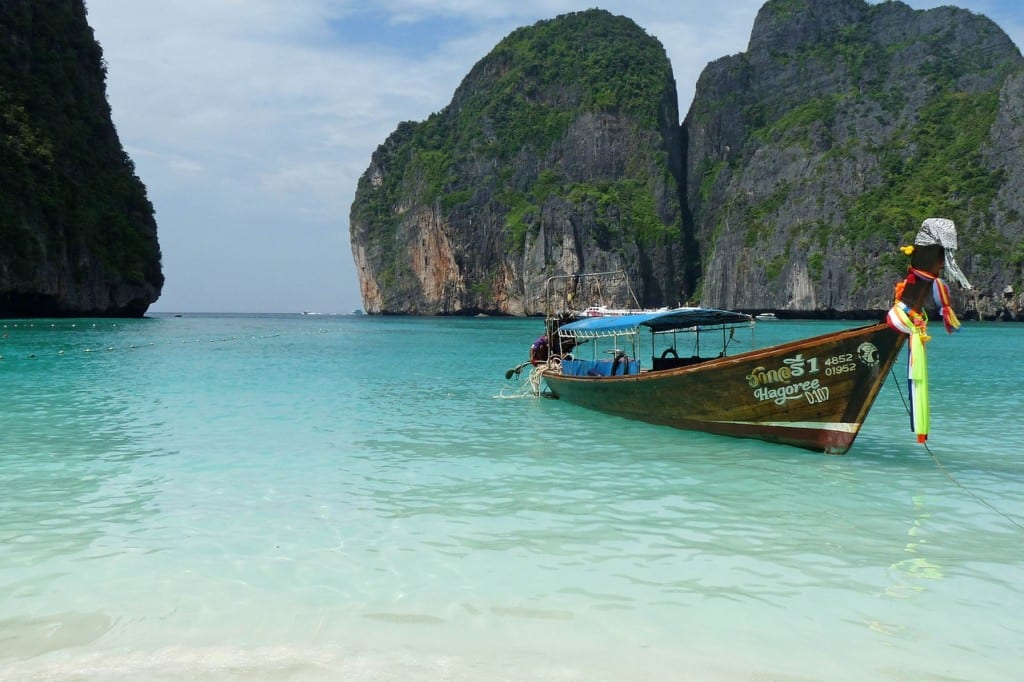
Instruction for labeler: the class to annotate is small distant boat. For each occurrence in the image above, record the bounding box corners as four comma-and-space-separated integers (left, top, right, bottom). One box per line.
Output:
578, 304, 669, 317
508, 221, 968, 454
755, 312, 778, 321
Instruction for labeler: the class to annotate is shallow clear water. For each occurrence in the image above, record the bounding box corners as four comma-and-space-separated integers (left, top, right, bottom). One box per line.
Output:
1, 314, 1022, 680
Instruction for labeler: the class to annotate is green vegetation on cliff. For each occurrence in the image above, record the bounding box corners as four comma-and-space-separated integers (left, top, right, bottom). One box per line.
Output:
846, 90, 1005, 247
686, 0, 1024, 315
351, 8, 685, 314
457, 9, 672, 150
353, 9, 676, 247
0, 0, 162, 315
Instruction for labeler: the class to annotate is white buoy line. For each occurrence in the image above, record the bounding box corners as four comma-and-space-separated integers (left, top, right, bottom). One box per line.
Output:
1, 322, 336, 363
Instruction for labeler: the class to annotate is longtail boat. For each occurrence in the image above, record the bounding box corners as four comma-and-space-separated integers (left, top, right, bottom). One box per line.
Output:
509, 219, 970, 454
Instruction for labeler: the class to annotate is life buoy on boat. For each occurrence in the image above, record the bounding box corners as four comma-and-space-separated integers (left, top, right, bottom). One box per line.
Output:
660, 348, 679, 359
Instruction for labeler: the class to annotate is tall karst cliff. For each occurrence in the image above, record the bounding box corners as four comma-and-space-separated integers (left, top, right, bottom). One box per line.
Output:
350, 10, 692, 314
686, 0, 1024, 317
0, 0, 163, 317
350, 1, 1024, 318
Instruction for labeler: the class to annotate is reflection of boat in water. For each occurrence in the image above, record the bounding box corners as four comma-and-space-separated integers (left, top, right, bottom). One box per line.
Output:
755, 312, 778, 321
508, 221, 969, 454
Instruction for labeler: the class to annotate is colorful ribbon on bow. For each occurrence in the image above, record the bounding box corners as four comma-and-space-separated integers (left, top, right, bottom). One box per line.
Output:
904, 267, 961, 334
886, 265, 960, 444
887, 220, 970, 444
886, 302, 930, 442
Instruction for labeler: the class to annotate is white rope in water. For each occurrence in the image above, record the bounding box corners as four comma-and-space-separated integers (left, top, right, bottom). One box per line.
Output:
529, 364, 546, 396
494, 362, 542, 399
888, 367, 1024, 532
495, 361, 552, 400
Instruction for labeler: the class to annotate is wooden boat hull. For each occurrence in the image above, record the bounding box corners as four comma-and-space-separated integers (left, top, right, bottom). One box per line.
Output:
542, 323, 905, 454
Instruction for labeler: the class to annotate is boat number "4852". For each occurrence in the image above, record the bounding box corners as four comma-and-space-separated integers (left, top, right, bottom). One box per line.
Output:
824, 353, 857, 376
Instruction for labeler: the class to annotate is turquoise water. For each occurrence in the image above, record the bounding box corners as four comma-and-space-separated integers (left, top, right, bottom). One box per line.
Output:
1, 314, 1022, 681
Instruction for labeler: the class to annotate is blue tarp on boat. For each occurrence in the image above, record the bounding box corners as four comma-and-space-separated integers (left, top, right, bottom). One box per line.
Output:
558, 307, 752, 337
560, 358, 640, 376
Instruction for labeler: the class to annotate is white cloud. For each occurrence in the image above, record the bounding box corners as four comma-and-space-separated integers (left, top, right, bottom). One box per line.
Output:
83, 0, 1022, 312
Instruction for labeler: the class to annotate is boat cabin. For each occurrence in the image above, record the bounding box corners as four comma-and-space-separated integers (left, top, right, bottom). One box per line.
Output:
550, 307, 755, 377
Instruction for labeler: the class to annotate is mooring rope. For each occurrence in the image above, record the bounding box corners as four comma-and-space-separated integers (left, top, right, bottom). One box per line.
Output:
888, 366, 1024, 532
529, 364, 546, 396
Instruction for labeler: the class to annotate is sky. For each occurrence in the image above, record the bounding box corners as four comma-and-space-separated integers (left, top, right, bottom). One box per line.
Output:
83, 1, 1024, 314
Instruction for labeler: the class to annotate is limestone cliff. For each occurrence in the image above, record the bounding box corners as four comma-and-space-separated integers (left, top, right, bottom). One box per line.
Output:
350, 1, 1024, 319
0, 0, 163, 317
685, 0, 1024, 318
350, 10, 691, 314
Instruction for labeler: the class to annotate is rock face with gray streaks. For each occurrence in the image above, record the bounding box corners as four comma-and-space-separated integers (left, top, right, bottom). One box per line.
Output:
350, 9, 692, 314
685, 0, 1023, 319
351, 0, 1024, 320
0, 0, 163, 317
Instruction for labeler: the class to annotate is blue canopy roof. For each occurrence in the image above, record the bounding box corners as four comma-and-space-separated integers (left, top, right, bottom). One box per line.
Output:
558, 307, 753, 337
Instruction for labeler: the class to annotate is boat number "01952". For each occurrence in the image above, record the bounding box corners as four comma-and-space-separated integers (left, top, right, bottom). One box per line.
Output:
824, 354, 857, 376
